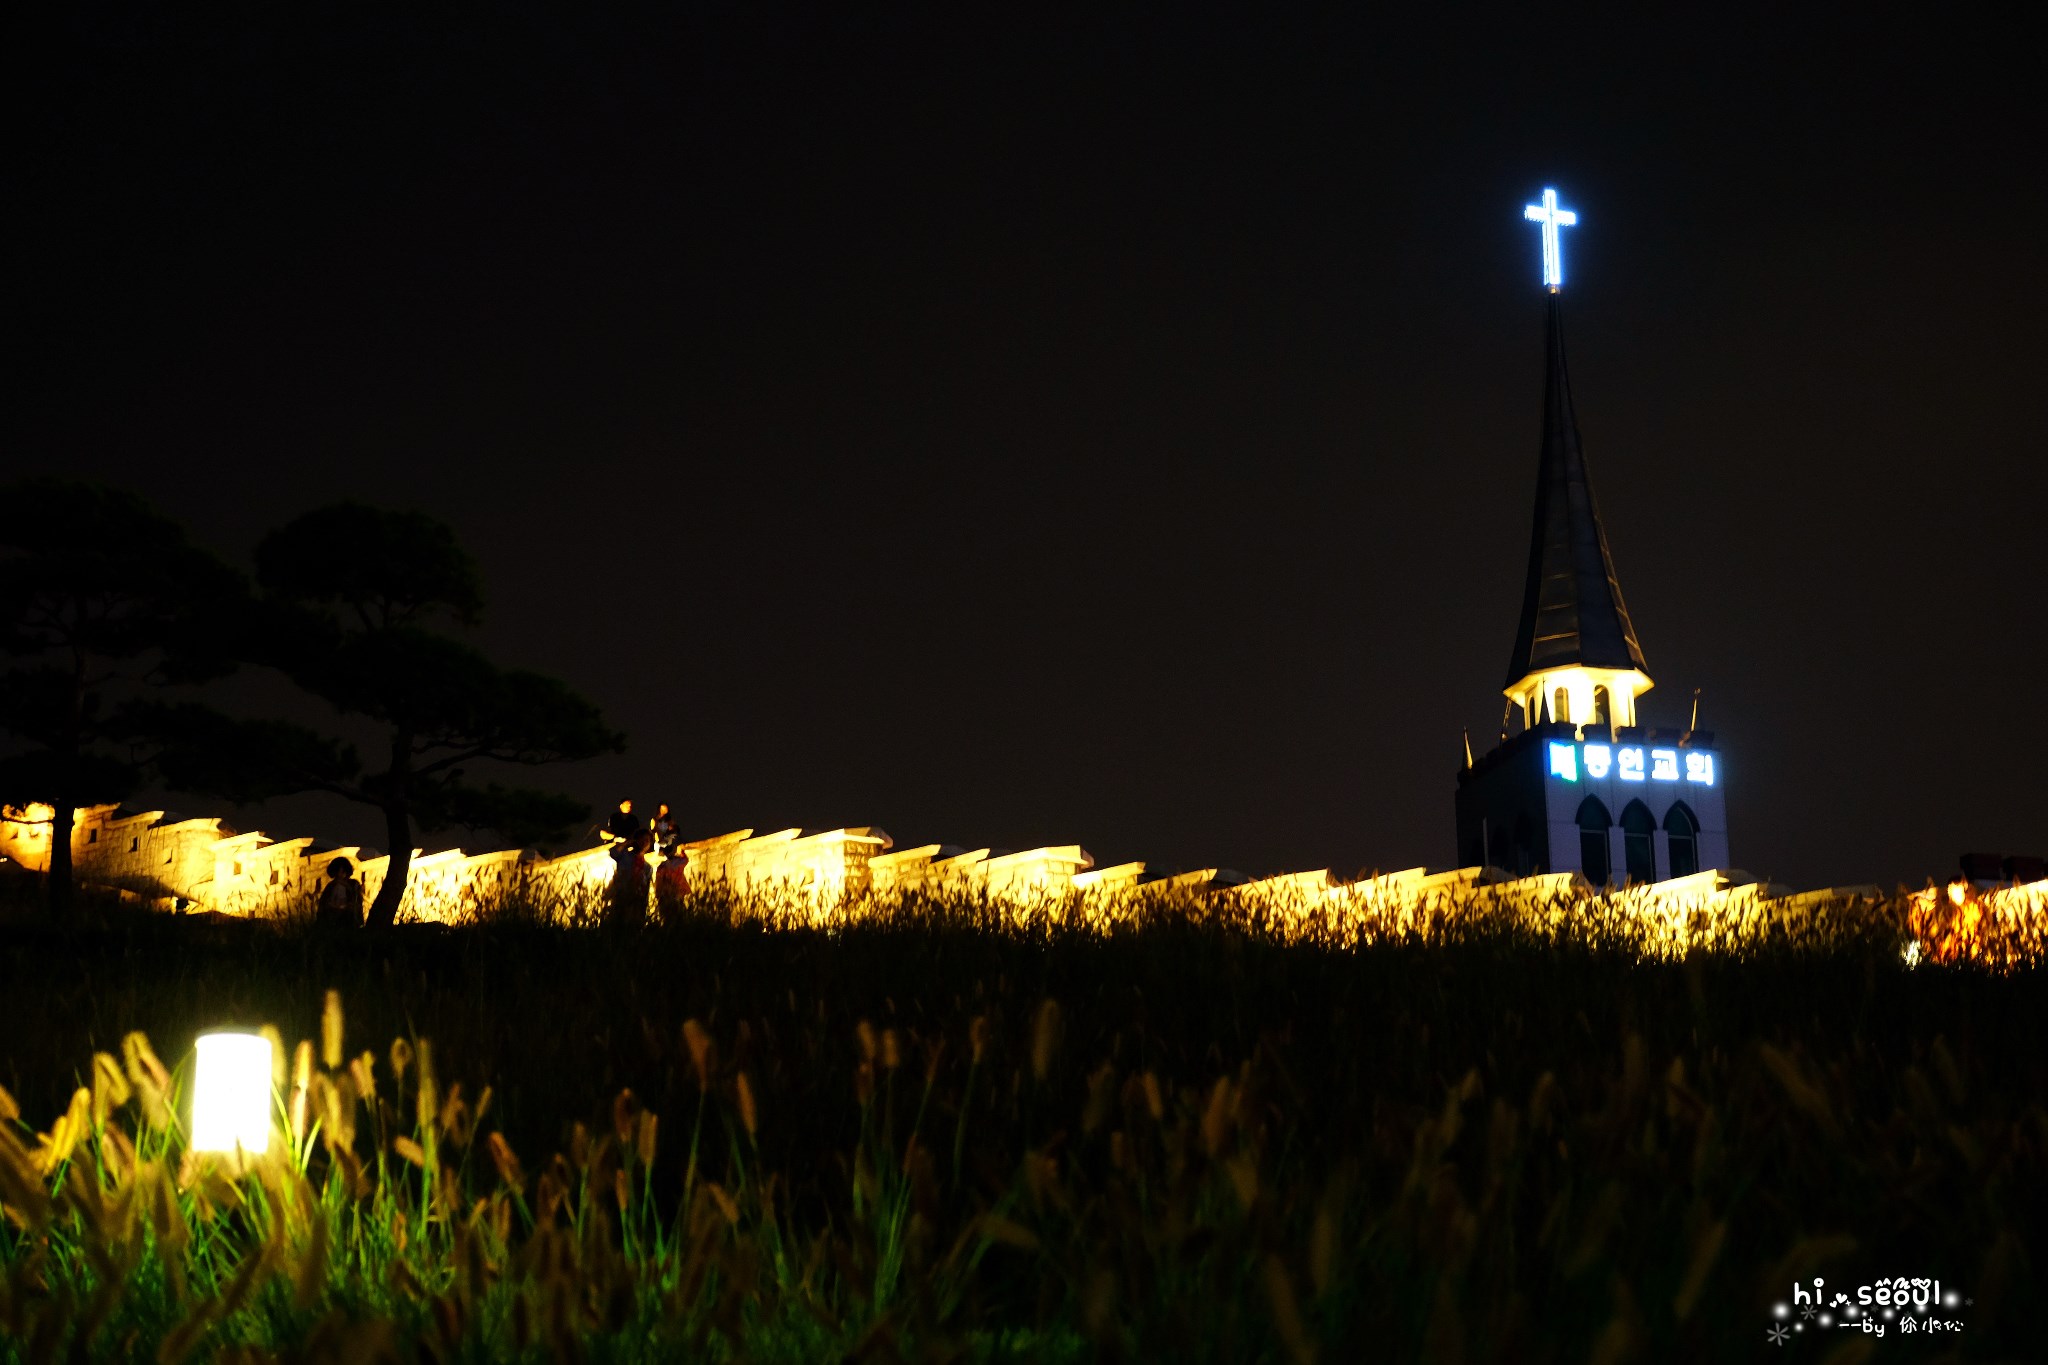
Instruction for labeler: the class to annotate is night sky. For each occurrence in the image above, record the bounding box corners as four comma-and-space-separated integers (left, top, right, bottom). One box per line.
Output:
21, 4, 2045, 890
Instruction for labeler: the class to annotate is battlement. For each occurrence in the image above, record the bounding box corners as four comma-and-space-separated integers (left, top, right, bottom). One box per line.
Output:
10, 799, 2022, 968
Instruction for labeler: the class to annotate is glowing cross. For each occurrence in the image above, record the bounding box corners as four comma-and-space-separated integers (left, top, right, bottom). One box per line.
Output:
1522, 187, 1578, 291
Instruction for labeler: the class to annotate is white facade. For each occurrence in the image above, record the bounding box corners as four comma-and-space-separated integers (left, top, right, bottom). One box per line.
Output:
1537, 738, 1730, 883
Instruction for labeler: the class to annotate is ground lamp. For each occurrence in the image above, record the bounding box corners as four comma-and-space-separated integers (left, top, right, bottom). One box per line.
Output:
190, 1031, 274, 1157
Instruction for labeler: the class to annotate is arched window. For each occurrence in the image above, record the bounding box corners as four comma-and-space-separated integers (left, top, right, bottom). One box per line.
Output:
1621, 800, 1657, 884
1591, 684, 1610, 726
1514, 813, 1543, 876
1664, 802, 1700, 879
1487, 824, 1513, 874
1575, 797, 1612, 887
1460, 827, 1484, 869
1552, 685, 1571, 725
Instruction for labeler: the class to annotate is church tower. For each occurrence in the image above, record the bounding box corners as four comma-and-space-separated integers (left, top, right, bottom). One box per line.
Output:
1455, 190, 1730, 885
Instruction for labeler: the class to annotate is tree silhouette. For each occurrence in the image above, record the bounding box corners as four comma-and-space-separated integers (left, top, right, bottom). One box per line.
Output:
0, 480, 242, 914
159, 503, 624, 929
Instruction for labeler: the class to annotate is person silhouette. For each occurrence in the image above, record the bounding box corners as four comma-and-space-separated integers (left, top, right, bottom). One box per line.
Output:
604, 798, 649, 921
316, 857, 365, 929
606, 798, 639, 847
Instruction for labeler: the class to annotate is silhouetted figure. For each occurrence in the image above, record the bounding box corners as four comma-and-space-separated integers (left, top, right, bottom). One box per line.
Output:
606, 798, 640, 848
316, 857, 365, 930
651, 802, 677, 854
605, 798, 649, 923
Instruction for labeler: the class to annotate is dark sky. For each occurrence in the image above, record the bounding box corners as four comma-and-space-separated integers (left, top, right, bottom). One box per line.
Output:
20, 3, 2045, 890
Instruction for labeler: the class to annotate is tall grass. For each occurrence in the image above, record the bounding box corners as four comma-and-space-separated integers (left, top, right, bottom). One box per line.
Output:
1, 885, 2042, 1361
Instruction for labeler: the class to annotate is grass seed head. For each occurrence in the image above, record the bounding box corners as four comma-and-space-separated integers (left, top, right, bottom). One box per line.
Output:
1201, 1077, 1233, 1158
37, 1087, 93, 1175
320, 991, 344, 1071
707, 1181, 740, 1225
440, 1083, 472, 1147
486, 1132, 526, 1195
0, 1123, 53, 1228
1309, 1201, 1338, 1297
318, 1073, 356, 1152
1262, 1253, 1318, 1365
1031, 999, 1062, 1082
682, 1019, 715, 1092
1083, 1062, 1116, 1134
261, 1025, 288, 1088
635, 1112, 658, 1169
612, 1089, 641, 1148
91, 1052, 130, 1124
414, 1040, 437, 1134
351, 1051, 378, 1104
854, 1059, 875, 1106
736, 1071, 758, 1141
290, 1041, 315, 1144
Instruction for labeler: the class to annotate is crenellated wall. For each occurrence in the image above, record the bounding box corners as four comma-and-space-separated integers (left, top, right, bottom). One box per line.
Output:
4, 802, 2041, 964
0, 803, 619, 923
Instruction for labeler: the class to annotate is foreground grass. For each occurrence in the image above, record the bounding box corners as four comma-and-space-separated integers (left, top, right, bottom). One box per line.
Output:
1, 891, 2042, 1361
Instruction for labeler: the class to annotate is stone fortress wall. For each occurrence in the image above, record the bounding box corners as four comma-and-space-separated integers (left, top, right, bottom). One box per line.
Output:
6, 800, 2044, 966
0, 803, 1215, 922
1, 798, 1886, 936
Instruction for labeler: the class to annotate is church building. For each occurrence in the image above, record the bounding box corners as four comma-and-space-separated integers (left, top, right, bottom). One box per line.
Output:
1455, 190, 1730, 885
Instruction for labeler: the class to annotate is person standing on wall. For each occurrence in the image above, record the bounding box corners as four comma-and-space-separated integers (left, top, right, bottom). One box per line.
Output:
316, 857, 365, 929
651, 802, 687, 915
605, 797, 640, 848
604, 797, 649, 923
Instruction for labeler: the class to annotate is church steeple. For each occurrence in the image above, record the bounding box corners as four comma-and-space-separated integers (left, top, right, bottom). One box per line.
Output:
1502, 194, 1651, 733
1455, 190, 1730, 885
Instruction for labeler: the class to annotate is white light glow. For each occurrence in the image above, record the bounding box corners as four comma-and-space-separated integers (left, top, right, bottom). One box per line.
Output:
1617, 747, 1646, 782
1583, 743, 1612, 779
1505, 666, 1649, 733
1522, 187, 1578, 290
1548, 742, 1579, 782
190, 1032, 273, 1157
1684, 751, 1715, 785
1650, 748, 1679, 781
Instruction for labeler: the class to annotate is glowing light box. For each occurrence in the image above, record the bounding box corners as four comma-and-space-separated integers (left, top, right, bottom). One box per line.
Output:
190, 1031, 274, 1156
1547, 742, 1714, 786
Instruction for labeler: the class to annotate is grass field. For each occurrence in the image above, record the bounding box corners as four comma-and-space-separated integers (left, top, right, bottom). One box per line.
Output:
1, 881, 2042, 1362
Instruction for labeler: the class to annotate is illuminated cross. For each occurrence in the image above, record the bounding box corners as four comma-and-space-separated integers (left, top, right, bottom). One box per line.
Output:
1522, 187, 1578, 291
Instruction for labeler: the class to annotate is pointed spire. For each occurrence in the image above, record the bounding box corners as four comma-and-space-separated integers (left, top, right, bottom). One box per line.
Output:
1504, 294, 1648, 688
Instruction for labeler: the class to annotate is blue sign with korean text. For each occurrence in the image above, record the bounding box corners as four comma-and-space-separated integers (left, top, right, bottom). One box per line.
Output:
1549, 742, 1714, 786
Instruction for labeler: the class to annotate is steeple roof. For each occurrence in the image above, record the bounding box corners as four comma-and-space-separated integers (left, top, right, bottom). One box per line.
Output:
1505, 293, 1649, 687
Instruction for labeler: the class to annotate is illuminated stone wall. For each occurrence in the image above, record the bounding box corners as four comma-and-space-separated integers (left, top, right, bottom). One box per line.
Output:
0, 804, 611, 924
4, 802, 2041, 965
4, 805, 1154, 922
1, 805, 228, 903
